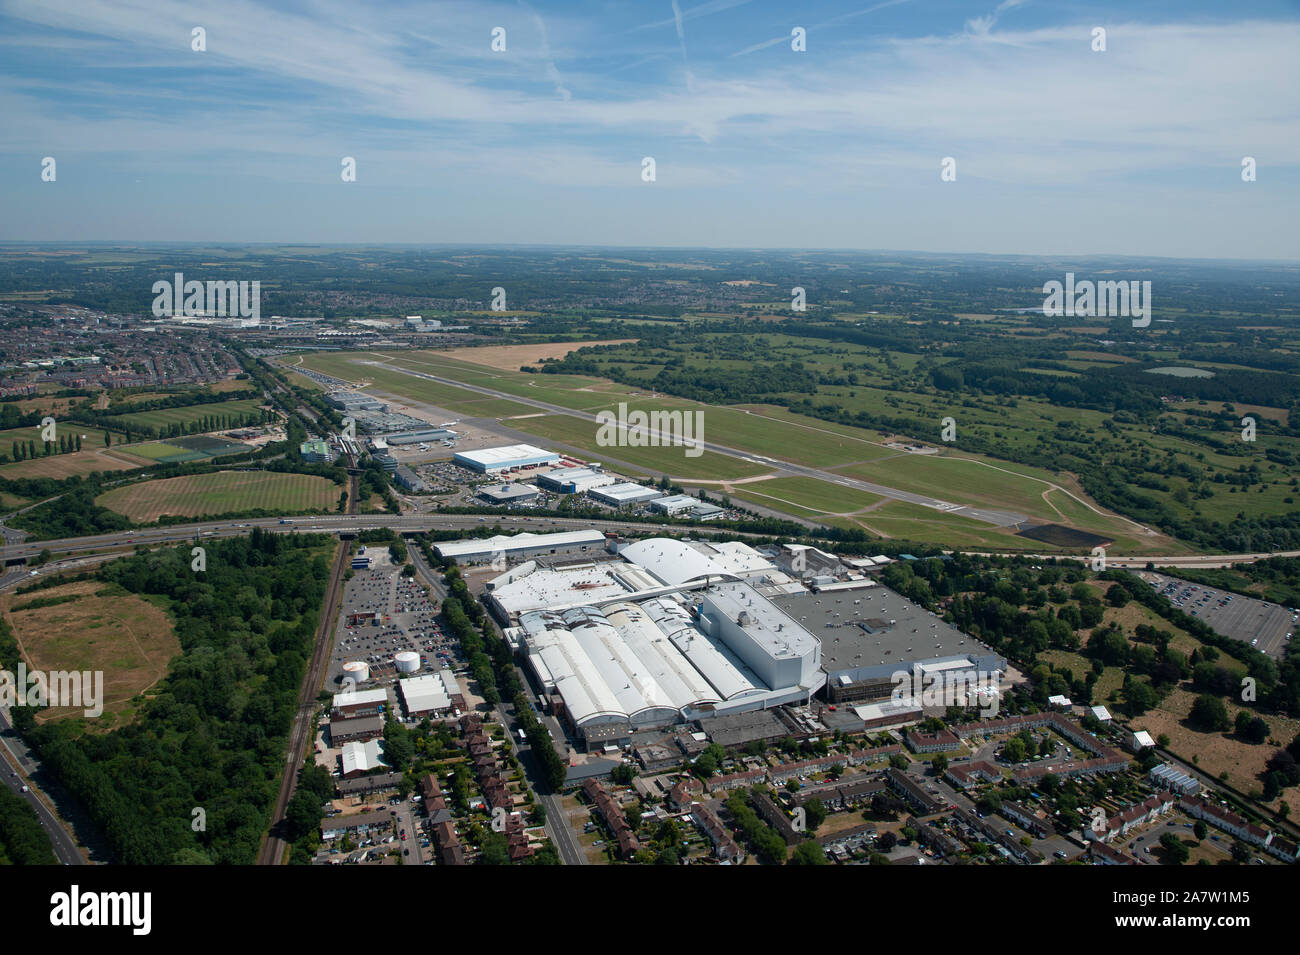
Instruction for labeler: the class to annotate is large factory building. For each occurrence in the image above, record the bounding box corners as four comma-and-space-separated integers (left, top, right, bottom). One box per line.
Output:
478, 533, 1005, 749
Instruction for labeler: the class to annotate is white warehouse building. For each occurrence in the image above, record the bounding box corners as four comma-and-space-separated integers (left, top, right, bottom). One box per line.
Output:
453, 443, 560, 473
434, 528, 606, 564
497, 536, 824, 742
588, 482, 663, 506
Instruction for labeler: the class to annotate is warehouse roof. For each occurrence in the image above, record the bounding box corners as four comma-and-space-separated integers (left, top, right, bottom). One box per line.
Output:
435, 528, 605, 559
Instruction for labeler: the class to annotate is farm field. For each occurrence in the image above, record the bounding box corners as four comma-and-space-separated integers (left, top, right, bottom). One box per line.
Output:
1, 580, 179, 726
95, 471, 338, 522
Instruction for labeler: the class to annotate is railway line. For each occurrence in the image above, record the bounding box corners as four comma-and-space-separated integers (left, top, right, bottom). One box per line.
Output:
257, 471, 358, 865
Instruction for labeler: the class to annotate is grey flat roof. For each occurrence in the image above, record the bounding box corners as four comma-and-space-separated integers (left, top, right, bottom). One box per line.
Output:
701, 709, 788, 747
771, 587, 990, 677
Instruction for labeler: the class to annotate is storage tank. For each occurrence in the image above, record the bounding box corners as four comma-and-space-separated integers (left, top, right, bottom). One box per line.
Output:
394, 651, 421, 674
342, 660, 370, 683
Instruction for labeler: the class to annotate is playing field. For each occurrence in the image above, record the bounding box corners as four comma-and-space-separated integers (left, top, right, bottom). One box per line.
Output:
95, 471, 338, 522
108, 398, 264, 432
2, 580, 179, 726
119, 441, 203, 463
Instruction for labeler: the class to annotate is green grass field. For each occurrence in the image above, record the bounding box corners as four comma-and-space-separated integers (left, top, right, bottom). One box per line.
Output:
120, 441, 202, 463
508, 414, 769, 480
726, 476, 884, 516
95, 471, 337, 522
108, 399, 264, 432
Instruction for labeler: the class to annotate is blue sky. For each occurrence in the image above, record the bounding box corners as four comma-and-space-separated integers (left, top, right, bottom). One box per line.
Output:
2, 0, 1298, 258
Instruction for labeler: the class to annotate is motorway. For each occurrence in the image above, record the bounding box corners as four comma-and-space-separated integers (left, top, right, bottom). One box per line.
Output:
0, 708, 85, 865
0, 512, 766, 566
5, 511, 1298, 573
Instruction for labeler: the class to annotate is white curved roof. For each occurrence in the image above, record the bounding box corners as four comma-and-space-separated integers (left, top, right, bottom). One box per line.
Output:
518, 596, 768, 727
618, 537, 775, 586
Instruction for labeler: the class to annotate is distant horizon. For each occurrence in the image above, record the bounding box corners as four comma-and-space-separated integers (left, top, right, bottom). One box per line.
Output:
2, 241, 1299, 267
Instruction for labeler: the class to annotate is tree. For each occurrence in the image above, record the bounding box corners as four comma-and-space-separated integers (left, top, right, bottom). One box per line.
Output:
284, 789, 324, 842
975, 790, 1002, 814
479, 831, 509, 865
931, 754, 949, 774
1159, 832, 1189, 864
877, 831, 897, 851
1189, 694, 1231, 733
1193, 821, 1208, 841
789, 841, 829, 865
803, 798, 827, 832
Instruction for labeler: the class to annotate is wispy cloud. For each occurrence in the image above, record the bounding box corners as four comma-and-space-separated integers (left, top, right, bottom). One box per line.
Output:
731, 0, 915, 57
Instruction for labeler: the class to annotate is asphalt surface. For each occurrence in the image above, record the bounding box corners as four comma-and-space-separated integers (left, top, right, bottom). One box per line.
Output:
0, 708, 84, 865
1137, 571, 1295, 659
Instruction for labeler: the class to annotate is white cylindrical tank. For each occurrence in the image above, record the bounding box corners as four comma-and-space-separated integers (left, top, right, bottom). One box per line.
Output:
394, 651, 420, 674
343, 660, 370, 683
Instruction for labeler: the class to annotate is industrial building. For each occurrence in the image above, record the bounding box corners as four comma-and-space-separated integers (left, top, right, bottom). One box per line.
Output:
478, 483, 540, 505
329, 715, 384, 744
434, 528, 606, 565
384, 428, 457, 445
332, 687, 388, 718
394, 465, 425, 492
470, 530, 1002, 749
397, 669, 460, 717
486, 537, 824, 746
770, 585, 1005, 704
649, 494, 701, 515
588, 482, 663, 506
339, 739, 387, 777
327, 392, 386, 413
536, 467, 614, 494
453, 443, 559, 473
